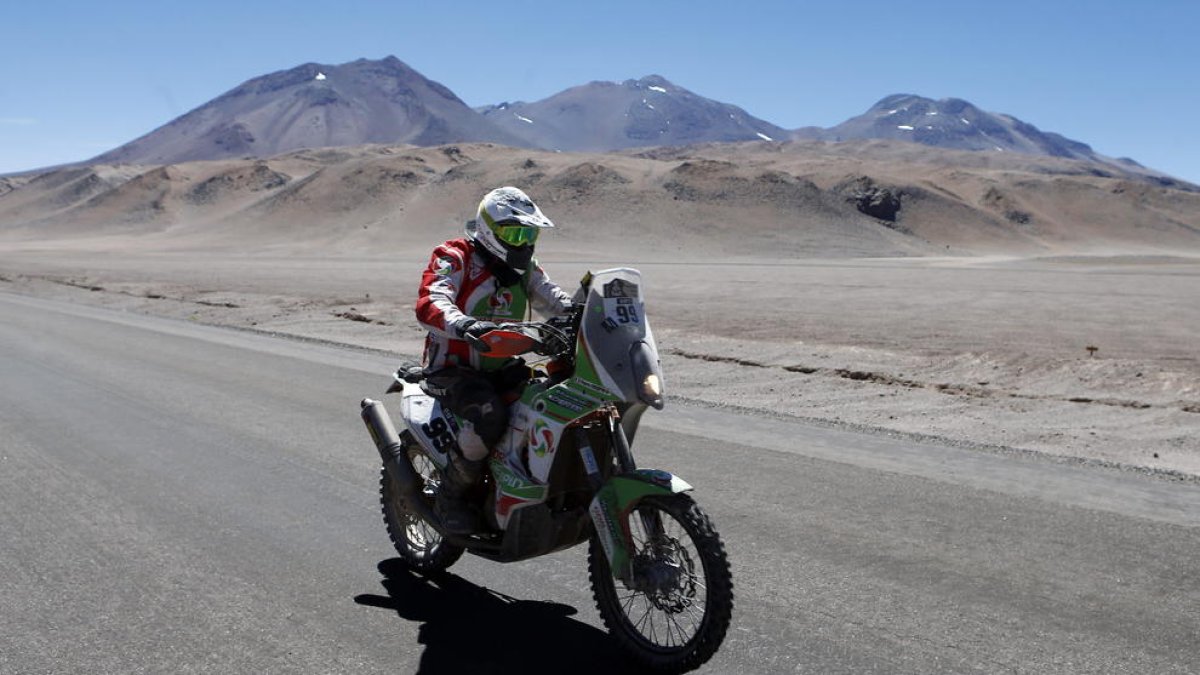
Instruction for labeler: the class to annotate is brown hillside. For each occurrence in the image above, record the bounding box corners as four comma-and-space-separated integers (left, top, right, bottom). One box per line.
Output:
3, 140, 1198, 258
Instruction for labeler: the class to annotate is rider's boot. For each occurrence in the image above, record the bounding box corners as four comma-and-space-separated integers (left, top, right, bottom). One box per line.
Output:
436, 455, 483, 535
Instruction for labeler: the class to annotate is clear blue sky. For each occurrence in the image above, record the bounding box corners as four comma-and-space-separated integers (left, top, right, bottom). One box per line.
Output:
3, 0, 1198, 182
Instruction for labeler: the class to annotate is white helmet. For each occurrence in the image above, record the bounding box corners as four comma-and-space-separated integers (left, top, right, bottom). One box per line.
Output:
466, 186, 555, 272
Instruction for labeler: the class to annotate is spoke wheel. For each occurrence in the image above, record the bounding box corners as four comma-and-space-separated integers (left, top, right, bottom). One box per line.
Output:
380, 437, 463, 572
589, 494, 733, 673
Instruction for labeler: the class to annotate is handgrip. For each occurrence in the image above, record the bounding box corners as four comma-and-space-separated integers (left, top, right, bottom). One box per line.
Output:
465, 332, 492, 353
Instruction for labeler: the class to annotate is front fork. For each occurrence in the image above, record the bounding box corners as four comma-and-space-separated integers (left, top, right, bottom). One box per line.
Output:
578, 412, 692, 583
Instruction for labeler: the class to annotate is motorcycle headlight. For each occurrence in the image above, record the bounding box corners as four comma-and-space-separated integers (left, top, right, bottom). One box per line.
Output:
642, 373, 662, 399
630, 341, 664, 410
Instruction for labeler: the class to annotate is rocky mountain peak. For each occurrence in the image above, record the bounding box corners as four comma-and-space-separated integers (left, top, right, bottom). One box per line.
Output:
826, 93, 1097, 160
479, 74, 788, 151
91, 57, 523, 165
625, 74, 674, 90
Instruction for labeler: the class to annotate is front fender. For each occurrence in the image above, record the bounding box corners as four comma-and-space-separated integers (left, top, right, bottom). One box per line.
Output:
589, 469, 693, 579
610, 469, 693, 505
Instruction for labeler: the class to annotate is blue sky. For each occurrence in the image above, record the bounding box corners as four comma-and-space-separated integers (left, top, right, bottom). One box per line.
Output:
3, 0, 1198, 182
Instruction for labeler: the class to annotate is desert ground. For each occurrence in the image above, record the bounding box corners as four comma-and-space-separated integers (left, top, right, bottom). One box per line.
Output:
2, 140, 1198, 478
2, 247, 1197, 479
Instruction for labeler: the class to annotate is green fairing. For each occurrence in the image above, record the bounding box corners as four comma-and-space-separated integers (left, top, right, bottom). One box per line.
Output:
570, 330, 618, 400
516, 330, 616, 419
571, 330, 602, 387
520, 380, 603, 424
611, 470, 693, 507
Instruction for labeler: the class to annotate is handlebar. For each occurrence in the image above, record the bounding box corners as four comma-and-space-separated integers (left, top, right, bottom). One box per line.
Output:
472, 313, 577, 359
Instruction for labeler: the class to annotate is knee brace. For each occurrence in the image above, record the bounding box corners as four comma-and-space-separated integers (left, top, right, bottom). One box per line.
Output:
457, 397, 507, 447
456, 421, 491, 461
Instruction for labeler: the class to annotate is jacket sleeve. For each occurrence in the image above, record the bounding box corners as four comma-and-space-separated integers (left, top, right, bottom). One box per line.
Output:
415, 243, 471, 337
527, 262, 574, 317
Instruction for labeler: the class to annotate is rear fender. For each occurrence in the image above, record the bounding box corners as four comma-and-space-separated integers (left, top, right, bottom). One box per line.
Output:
589, 469, 693, 579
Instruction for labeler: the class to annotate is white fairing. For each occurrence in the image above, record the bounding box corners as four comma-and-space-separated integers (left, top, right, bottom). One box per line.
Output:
399, 382, 453, 469
579, 268, 663, 404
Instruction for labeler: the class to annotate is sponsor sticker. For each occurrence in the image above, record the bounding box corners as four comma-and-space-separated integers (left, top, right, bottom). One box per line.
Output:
569, 378, 611, 398
590, 499, 617, 563
433, 256, 456, 276
529, 419, 556, 458
579, 443, 600, 476
546, 390, 591, 413
489, 287, 514, 313
602, 278, 639, 299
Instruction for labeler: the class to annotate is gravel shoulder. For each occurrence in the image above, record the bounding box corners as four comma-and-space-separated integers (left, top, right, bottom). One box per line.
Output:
2, 249, 1197, 478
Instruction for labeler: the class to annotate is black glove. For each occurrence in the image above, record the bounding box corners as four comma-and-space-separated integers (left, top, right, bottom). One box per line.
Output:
457, 319, 499, 352
458, 319, 498, 338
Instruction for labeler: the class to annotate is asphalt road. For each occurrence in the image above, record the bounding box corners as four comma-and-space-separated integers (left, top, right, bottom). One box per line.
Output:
2, 292, 1198, 674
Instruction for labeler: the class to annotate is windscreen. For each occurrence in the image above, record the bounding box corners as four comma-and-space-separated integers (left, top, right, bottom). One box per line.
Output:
576, 268, 662, 403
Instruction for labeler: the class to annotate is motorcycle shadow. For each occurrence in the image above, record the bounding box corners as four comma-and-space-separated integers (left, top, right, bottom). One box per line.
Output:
355, 558, 636, 674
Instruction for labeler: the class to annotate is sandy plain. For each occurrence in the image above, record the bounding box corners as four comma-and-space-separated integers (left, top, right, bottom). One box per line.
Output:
2, 247, 1197, 479
2, 139, 1198, 479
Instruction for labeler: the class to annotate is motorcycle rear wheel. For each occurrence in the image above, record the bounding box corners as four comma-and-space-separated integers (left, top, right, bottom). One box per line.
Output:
588, 493, 733, 673
379, 438, 464, 572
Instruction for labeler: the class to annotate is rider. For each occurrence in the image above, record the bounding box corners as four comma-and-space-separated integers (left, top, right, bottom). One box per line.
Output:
415, 186, 573, 533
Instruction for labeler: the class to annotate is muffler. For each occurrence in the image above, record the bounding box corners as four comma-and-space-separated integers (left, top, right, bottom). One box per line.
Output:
360, 398, 443, 529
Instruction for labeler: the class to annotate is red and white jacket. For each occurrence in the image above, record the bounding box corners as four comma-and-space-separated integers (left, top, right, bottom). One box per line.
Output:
415, 238, 572, 370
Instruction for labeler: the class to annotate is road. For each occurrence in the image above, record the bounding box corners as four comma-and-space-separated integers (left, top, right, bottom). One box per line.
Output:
1, 291, 1198, 674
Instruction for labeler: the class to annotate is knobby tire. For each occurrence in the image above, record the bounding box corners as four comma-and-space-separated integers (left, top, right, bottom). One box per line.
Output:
379, 438, 464, 572
588, 493, 734, 673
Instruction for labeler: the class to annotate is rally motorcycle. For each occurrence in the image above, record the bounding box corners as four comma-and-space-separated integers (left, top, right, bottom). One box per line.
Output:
360, 268, 732, 672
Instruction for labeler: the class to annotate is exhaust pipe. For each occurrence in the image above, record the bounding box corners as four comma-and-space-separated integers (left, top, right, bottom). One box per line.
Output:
360, 398, 443, 530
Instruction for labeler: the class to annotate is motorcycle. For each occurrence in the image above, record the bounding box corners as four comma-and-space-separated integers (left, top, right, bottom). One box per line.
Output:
360, 268, 733, 672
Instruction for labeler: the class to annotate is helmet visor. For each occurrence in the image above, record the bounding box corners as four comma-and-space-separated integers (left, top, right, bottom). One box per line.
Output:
491, 221, 540, 247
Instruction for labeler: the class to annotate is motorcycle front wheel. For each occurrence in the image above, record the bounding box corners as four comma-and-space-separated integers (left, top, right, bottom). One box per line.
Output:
588, 493, 733, 673
379, 436, 464, 572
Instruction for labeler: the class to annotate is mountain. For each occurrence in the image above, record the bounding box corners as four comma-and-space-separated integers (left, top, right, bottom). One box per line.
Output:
478, 75, 790, 152
801, 94, 1097, 160
790, 94, 1193, 186
80, 58, 1184, 188
91, 56, 527, 165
